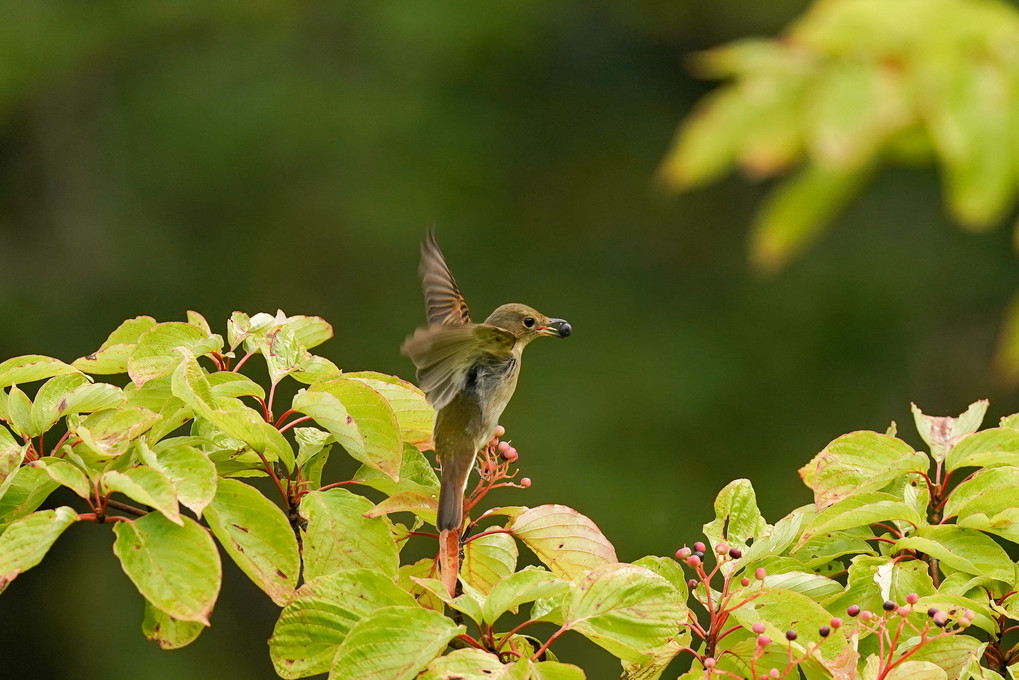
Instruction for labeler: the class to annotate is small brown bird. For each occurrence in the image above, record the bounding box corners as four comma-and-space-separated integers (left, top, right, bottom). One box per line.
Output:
402, 232, 571, 531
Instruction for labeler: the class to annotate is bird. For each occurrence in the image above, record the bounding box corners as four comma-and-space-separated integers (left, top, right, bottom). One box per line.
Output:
402, 231, 571, 532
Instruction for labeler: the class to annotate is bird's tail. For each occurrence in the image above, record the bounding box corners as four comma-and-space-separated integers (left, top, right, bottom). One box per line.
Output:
437, 453, 473, 532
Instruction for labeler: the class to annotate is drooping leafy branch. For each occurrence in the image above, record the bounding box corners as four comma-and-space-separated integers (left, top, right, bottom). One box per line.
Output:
2, 312, 1019, 679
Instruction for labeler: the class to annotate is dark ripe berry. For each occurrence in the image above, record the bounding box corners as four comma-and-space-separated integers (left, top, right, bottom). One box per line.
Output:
729, 547, 742, 559
847, 605, 861, 617
933, 611, 948, 627
927, 607, 938, 618
740, 577, 751, 587
882, 600, 896, 612
688, 579, 698, 590
693, 551, 705, 560
785, 629, 797, 641
694, 541, 706, 553
818, 625, 830, 638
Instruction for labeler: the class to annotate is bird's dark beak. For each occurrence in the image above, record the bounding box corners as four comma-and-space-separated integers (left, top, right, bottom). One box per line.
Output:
538, 318, 572, 338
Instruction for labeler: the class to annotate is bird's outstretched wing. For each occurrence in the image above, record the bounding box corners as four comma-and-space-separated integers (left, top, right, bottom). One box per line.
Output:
420, 231, 472, 326
401, 323, 514, 410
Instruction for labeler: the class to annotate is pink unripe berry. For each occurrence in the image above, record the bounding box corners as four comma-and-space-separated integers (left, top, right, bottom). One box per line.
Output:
933, 611, 948, 627
715, 542, 729, 555
756, 634, 771, 648
860, 610, 873, 622
676, 547, 692, 560
830, 617, 842, 629
694, 541, 706, 553
494, 425, 506, 438
686, 555, 702, 568
769, 670, 780, 680
740, 577, 751, 587
704, 657, 716, 669
755, 567, 767, 581
497, 440, 512, 454
519, 477, 531, 488
964, 609, 975, 622
752, 622, 766, 634
906, 593, 919, 605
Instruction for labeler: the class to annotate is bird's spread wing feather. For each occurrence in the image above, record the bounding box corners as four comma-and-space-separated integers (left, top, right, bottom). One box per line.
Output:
420, 230, 472, 326
401, 324, 515, 410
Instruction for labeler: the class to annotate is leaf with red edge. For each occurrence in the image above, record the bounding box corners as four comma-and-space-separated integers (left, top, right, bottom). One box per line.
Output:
507, 505, 616, 580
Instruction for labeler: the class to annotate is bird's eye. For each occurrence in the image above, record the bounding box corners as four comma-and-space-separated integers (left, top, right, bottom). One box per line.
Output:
523, 317, 535, 328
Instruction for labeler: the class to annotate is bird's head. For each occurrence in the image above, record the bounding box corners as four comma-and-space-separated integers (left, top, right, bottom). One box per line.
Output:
484, 303, 572, 345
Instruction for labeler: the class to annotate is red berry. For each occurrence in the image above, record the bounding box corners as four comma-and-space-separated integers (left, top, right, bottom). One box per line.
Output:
906, 593, 919, 605
752, 622, 765, 634
830, 617, 842, 629
768, 670, 780, 680
715, 542, 729, 555
860, 611, 873, 622
686, 555, 701, 568
693, 541, 706, 553
740, 577, 750, 587
933, 611, 948, 627
519, 477, 531, 488
755, 567, 767, 581
676, 547, 692, 561
494, 425, 506, 438
704, 657, 716, 669
729, 547, 742, 559
687, 579, 698, 590
756, 634, 771, 648
847, 605, 860, 617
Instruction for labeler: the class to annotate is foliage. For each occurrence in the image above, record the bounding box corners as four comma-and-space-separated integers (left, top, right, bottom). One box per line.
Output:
661, 0, 1019, 272
3, 312, 1019, 679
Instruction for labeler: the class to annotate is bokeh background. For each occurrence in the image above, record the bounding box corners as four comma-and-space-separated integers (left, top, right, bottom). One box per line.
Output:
2, 1, 1018, 678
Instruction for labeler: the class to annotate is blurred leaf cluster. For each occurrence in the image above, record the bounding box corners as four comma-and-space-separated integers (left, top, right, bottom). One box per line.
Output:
661, 0, 1019, 271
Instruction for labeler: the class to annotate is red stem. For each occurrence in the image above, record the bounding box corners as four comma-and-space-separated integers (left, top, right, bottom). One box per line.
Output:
255, 450, 289, 505
317, 480, 358, 492
232, 350, 255, 373
496, 619, 540, 653
279, 415, 313, 434
532, 625, 570, 659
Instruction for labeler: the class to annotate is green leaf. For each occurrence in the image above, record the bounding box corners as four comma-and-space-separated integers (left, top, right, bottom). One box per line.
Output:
260, 323, 305, 384
412, 577, 484, 625
103, 467, 181, 525
562, 563, 687, 663
881, 660, 946, 680
204, 478, 299, 606
154, 444, 216, 517
0, 506, 78, 592
895, 634, 982, 680
73, 316, 158, 374
797, 492, 921, 548
507, 504, 617, 580
73, 406, 162, 460
894, 525, 1015, 584
269, 569, 416, 679
0, 428, 27, 502
0, 465, 59, 526
462, 531, 517, 596
945, 466, 1019, 520
328, 605, 464, 680
142, 599, 205, 650
730, 588, 846, 659
482, 566, 569, 625
0, 355, 80, 389
740, 505, 812, 568
913, 401, 988, 464
29, 373, 89, 434
112, 513, 222, 624
418, 649, 505, 679
799, 431, 927, 509
761, 571, 844, 600
30, 459, 89, 499
299, 488, 400, 581
703, 479, 767, 561
353, 443, 439, 497
286, 315, 334, 350
294, 378, 403, 480
128, 322, 222, 387
749, 163, 873, 273
945, 428, 1019, 472
529, 660, 585, 680
207, 372, 266, 400
5, 385, 33, 438
343, 372, 435, 451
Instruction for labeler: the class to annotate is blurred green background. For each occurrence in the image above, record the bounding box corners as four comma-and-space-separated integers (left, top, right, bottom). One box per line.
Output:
2, 1, 1018, 678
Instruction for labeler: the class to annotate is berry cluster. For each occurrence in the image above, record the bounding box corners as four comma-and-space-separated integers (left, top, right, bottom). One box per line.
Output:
463, 426, 530, 525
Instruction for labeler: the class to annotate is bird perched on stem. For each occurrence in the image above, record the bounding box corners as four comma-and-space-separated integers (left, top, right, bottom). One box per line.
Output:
402, 231, 571, 533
